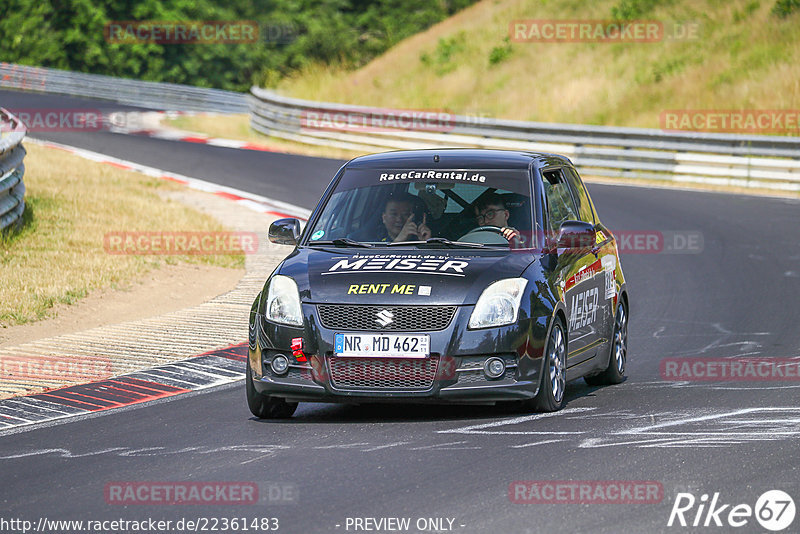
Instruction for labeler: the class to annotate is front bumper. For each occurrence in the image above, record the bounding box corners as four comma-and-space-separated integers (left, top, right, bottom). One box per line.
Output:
250, 304, 547, 405
252, 372, 539, 404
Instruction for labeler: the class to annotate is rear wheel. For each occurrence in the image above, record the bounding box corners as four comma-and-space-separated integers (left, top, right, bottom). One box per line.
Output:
585, 300, 627, 386
528, 318, 567, 412
246, 359, 298, 419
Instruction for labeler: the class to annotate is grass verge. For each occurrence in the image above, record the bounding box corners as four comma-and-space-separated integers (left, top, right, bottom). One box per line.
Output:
0, 143, 244, 327
273, 0, 800, 130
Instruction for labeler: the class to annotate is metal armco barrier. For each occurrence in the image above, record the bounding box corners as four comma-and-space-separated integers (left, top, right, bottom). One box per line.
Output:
250, 87, 800, 192
0, 108, 26, 232
0, 63, 247, 113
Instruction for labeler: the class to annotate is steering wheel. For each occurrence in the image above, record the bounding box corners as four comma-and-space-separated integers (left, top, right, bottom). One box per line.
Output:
461, 226, 526, 248
459, 225, 509, 245
468, 225, 505, 234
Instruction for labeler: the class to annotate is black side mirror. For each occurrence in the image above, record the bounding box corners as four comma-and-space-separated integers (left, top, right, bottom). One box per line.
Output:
269, 218, 302, 246
557, 220, 595, 250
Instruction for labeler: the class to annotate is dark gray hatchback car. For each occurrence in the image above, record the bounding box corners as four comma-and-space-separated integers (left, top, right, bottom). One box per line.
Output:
247, 149, 629, 418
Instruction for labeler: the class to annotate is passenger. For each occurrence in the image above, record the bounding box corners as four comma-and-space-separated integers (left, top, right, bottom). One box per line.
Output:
378, 193, 432, 243
474, 193, 520, 243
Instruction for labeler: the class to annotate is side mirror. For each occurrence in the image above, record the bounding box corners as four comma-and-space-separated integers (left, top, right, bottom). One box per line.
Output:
269, 218, 302, 246
556, 220, 595, 250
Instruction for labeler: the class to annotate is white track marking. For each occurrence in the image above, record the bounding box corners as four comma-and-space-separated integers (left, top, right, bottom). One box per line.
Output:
620, 407, 800, 434
510, 439, 567, 449
437, 407, 596, 434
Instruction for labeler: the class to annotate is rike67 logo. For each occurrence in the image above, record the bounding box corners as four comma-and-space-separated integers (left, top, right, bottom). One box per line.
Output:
668, 490, 795, 531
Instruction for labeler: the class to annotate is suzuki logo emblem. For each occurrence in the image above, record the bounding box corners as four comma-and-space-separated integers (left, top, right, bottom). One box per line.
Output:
375, 309, 394, 327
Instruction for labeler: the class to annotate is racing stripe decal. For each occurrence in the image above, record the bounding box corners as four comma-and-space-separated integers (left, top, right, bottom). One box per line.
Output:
564, 258, 602, 293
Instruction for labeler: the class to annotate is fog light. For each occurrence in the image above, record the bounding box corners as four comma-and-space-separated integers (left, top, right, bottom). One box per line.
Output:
271, 354, 289, 375
484, 357, 506, 379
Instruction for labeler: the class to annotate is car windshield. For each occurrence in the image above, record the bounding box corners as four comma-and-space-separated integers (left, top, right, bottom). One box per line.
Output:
305, 168, 534, 249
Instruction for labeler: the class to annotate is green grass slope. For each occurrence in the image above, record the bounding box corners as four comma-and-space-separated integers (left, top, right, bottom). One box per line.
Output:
276, 0, 800, 130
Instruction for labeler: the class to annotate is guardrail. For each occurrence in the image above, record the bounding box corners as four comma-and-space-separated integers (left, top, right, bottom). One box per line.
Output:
250, 87, 800, 192
0, 63, 248, 113
0, 108, 26, 232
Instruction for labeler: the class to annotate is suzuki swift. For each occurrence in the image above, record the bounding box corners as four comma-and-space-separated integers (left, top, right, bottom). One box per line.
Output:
247, 149, 629, 418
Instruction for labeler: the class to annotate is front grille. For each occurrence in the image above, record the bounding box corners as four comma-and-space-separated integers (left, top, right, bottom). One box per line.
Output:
318, 305, 456, 332
327, 356, 439, 390
457, 368, 516, 383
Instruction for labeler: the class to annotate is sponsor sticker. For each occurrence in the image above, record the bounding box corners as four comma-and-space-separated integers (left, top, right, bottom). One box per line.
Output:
564, 259, 601, 292
325, 255, 470, 277
601, 255, 616, 300
568, 287, 599, 330
379, 170, 487, 183
347, 283, 424, 295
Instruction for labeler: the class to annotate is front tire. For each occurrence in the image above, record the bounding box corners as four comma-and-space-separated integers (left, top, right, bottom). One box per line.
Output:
585, 300, 627, 386
246, 359, 298, 419
529, 318, 567, 412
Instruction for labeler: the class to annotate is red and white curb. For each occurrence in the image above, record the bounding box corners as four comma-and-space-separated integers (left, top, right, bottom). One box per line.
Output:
25, 137, 310, 221
0, 344, 248, 432
107, 110, 287, 153
129, 128, 286, 152
0, 139, 308, 430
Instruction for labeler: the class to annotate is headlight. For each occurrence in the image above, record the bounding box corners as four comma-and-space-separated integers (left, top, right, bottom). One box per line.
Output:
265, 275, 303, 326
468, 278, 528, 329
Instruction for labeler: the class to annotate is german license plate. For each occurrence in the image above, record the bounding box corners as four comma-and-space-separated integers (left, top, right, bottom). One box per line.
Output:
334, 333, 430, 358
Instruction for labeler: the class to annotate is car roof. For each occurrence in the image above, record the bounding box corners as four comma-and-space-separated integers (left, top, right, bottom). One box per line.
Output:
343, 148, 572, 170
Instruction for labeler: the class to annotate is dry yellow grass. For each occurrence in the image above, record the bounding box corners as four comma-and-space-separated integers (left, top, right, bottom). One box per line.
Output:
0, 143, 244, 326
168, 114, 256, 142
275, 0, 800, 130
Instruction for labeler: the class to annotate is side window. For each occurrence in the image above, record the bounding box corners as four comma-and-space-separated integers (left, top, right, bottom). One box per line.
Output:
542, 169, 579, 233
564, 167, 595, 224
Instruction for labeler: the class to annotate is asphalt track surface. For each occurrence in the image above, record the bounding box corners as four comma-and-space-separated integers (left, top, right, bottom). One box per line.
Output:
2, 89, 800, 533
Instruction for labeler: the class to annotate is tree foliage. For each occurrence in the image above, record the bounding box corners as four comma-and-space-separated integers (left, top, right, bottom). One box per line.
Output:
0, 0, 477, 91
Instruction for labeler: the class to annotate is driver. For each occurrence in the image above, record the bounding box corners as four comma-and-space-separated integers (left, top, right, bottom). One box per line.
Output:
474, 193, 520, 243
379, 193, 432, 243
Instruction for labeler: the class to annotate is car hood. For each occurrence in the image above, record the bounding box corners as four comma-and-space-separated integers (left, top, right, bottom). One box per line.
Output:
278, 247, 539, 306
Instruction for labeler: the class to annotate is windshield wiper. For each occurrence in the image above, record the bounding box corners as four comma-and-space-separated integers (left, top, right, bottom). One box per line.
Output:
310, 238, 373, 248
388, 237, 486, 248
